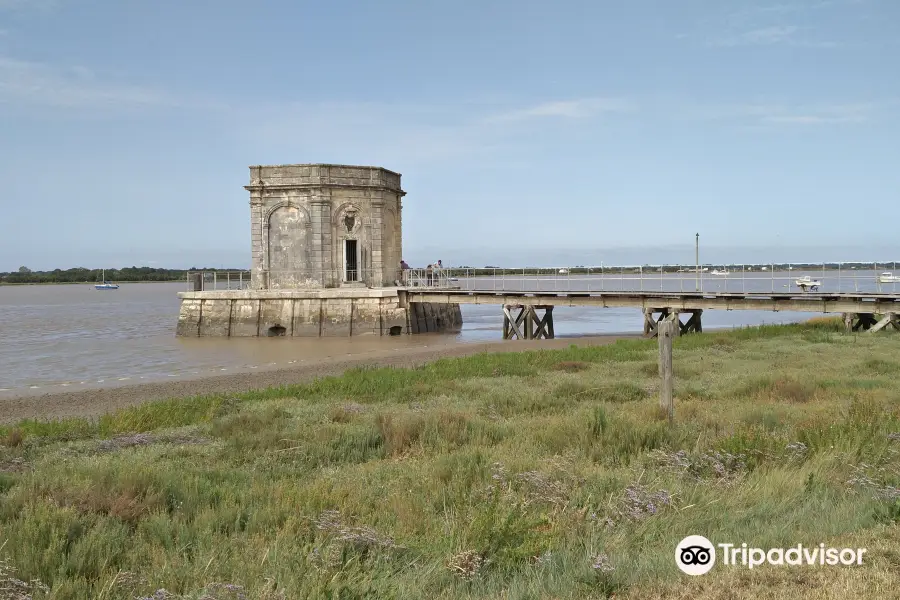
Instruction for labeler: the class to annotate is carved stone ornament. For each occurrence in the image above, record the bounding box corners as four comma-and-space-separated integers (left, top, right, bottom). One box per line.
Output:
344, 213, 356, 233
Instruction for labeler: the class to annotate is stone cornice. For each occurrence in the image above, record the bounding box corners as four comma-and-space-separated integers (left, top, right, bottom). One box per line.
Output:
250, 163, 402, 177
244, 183, 406, 196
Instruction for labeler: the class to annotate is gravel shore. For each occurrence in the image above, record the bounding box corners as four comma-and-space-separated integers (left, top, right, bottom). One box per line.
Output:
1, 335, 636, 424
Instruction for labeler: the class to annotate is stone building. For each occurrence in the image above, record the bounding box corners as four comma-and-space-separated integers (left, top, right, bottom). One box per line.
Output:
247, 163, 404, 289
175, 162, 463, 338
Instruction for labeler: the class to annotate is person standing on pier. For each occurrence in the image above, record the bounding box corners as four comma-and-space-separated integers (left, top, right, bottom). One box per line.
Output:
433, 260, 443, 286
400, 260, 409, 286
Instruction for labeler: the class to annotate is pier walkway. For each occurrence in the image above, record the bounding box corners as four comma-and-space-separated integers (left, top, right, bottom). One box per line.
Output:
397, 264, 900, 339
187, 263, 900, 340
402, 288, 900, 339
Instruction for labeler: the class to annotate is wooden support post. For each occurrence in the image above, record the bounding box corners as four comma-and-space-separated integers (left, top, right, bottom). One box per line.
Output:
851, 313, 878, 332
678, 309, 703, 335
514, 306, 527, 338
670, 311, 681, 337
842, 312, 853, 333
658, 320, 675, 424
502, 305, 527, 340
869, 312, 899, 333
503, 305, 555, 340
644, 308, 670, 338
502, 306, 522, 339
532, 305, 555, 339
192, 272, 203, 292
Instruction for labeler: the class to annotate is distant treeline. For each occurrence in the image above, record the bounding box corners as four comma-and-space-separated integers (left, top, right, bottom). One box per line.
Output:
0, 267, 248, 285
3, 261, 897, 284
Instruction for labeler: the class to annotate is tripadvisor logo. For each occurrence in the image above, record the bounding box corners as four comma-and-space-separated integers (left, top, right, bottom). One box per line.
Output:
676, 535, 867, 575
676, 535, 716, 575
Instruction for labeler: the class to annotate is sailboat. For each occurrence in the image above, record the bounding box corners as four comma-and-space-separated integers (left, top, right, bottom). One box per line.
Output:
95, 269, 119, 290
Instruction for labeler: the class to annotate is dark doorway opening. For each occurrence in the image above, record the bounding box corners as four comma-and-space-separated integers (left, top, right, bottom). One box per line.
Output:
345, 240, 358, 282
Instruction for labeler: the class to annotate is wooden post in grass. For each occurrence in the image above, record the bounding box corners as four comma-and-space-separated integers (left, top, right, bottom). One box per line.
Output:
658, 319, 675, 424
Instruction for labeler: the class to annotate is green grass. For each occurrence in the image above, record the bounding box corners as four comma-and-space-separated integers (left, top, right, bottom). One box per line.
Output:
2, 317, 900, 599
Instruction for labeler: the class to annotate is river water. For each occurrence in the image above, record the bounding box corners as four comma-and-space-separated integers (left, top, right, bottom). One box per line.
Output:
0, 269, 893, 395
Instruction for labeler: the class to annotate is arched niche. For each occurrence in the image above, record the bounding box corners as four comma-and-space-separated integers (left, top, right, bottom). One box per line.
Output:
266, 203, 312, 288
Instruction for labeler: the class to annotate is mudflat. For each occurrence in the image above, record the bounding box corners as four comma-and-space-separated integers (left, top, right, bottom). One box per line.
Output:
0, 334, 636, 423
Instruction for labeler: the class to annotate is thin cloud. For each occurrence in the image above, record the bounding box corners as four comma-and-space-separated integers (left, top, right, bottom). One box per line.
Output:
703, 102, 877, 126
698, 0, 861, 48
234, 101, 508, 167
708, 24, 840, 48
233, 97, 633, 169
485, 97, 633, 123
725, 0, 865, 24
0, 56, 222, 111
713, 25, 799, 46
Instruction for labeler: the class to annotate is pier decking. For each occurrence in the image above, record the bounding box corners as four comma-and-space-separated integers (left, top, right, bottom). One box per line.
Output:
401, 289, 900, 339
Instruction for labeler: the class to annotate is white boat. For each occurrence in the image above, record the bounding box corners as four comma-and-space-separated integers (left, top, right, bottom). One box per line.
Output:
558, 268, 569, 274
878, 272, 900, 283
710, 269, 729, 276
794, 275, 821, 292
95, 269, 119, 290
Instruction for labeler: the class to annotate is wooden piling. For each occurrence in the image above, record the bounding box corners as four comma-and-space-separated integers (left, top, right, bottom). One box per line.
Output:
658, 320, 675, 424
501, 304, 555, 340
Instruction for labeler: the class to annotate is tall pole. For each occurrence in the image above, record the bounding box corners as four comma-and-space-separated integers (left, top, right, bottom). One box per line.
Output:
695, 233, 700, 292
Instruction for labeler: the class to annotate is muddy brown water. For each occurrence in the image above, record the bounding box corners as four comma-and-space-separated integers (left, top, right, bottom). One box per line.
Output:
0, 275, 842, 397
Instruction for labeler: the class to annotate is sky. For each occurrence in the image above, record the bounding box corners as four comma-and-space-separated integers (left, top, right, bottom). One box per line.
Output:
1, 0, 899, 271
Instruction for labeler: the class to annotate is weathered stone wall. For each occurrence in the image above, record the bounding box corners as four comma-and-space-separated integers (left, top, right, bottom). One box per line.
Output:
246, 164, 405, 290
408, 302, 463, 334
176, 290, 458, 337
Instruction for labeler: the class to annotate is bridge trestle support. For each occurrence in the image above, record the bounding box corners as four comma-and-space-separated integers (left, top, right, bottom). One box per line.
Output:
502, 304, 555, 340
842, 312, 899, 333
644, 308, 703, 338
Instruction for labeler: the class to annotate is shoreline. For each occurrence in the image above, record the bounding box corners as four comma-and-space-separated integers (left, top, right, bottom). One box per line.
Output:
0, 334, 639, 424
0, 279, 187, 286
1, 265, 890, 286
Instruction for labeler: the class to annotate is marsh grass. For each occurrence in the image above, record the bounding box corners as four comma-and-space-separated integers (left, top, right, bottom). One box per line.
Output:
2, 319, 900, 598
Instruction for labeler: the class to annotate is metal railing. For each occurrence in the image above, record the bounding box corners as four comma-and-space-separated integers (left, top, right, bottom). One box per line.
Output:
425, 262, 900, 295
186, 262, 900, 294
186, 271, 252, 291
403, 268, 460, 289
186, 268, 461, 291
